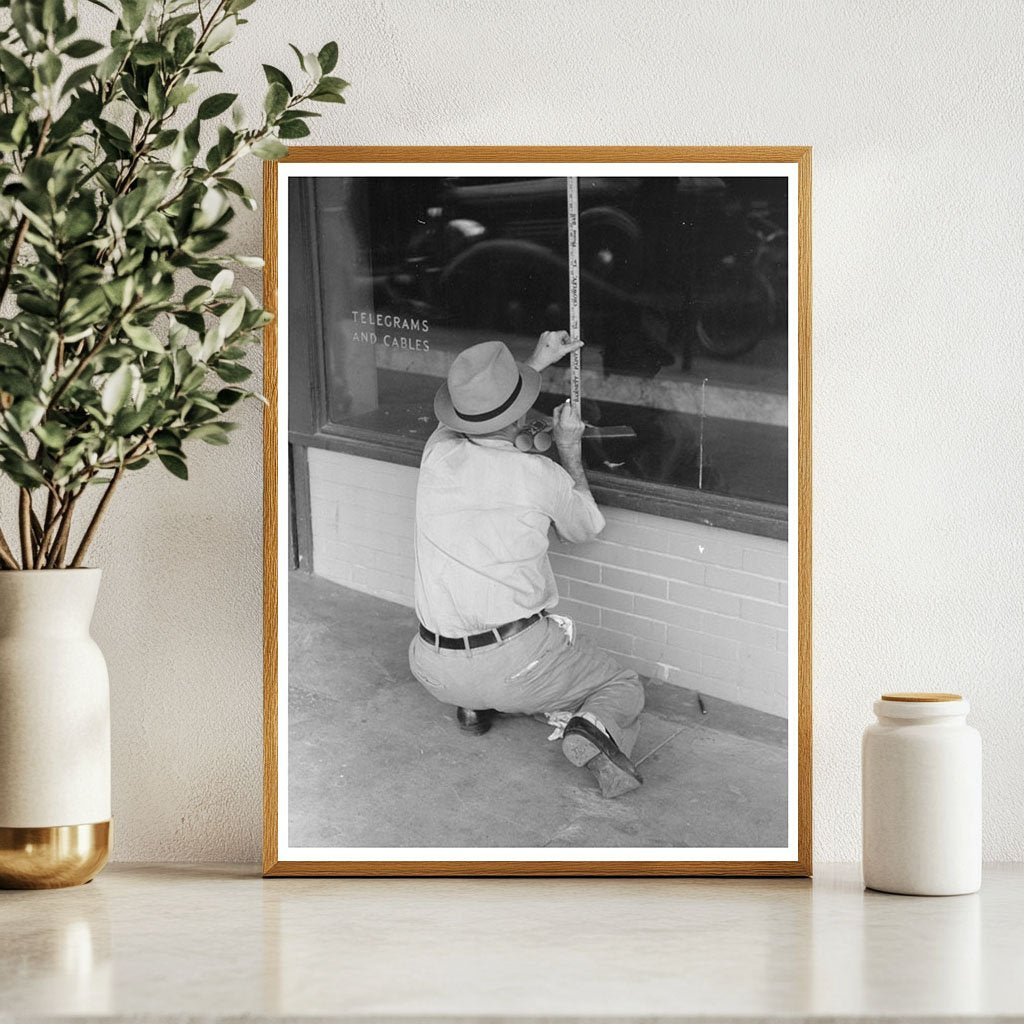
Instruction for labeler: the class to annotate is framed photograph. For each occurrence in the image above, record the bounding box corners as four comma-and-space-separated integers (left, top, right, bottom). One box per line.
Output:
263, 147, 811, 876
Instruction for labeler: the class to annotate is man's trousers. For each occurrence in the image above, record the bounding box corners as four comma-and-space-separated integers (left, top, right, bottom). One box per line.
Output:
408, 614, 644, 755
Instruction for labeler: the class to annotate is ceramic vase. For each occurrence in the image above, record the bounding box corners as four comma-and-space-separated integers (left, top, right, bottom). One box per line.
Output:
0, 569, 111, 888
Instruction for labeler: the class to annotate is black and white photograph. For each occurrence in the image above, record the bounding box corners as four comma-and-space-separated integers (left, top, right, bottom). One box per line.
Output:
268, 150, 810, 874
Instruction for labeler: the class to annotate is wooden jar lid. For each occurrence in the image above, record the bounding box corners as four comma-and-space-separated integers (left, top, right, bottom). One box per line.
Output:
881, 692, 962, 702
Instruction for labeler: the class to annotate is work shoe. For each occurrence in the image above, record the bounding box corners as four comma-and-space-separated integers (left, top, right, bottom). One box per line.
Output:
561, 715, 643, 798
456, 706, 495, 735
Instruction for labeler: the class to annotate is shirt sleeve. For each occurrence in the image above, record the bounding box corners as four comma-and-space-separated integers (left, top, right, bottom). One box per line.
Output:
423, 424, 460, 457
538, 460, 605, 544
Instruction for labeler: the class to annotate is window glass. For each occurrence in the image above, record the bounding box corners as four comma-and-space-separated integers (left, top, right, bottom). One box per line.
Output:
292, 174, 789, 506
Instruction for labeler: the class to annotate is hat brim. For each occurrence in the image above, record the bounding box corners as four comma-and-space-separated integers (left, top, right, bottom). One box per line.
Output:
434, 363, 542, 435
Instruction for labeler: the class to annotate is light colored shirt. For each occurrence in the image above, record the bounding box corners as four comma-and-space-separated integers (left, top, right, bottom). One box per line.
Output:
414, 425, 605, 636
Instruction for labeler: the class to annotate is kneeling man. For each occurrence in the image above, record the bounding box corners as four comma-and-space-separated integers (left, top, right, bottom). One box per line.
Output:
408, 332, 645, 797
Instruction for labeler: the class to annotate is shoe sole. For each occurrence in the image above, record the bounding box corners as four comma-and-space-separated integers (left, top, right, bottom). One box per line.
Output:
562, 732, 643, 799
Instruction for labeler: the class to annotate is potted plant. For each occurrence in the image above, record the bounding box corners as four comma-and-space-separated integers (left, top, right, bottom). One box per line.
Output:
0, 0, 344, 887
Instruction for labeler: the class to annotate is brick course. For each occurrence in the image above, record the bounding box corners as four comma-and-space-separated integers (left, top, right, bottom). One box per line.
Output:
306, 448, 790, 718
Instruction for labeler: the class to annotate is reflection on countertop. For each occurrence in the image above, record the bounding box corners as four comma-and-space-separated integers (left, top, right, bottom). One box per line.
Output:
1, 863, 1021, 1020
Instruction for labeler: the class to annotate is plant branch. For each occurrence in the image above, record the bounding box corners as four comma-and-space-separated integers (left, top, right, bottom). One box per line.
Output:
70, 465, 123, 568
44, 490, 79, 569
35, 487, 66, 565
18, 489, 34, 569
0, 113, 52, 309
0, 526, 19, 570
46, 300, 139, 413
29, 506, 43, 545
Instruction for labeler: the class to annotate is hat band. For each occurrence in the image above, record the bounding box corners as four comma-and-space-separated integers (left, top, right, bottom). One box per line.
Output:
451, 374, 523, 423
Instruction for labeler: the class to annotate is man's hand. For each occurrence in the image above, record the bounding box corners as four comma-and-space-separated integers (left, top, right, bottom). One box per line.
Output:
552, 399, 585, 449
526, 330, 583, 372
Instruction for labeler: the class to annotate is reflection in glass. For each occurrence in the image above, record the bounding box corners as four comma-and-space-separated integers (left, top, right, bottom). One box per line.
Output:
293, 175, 789, 505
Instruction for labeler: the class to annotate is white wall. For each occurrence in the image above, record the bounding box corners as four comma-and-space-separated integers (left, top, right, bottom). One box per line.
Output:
65, 0, 1022, 862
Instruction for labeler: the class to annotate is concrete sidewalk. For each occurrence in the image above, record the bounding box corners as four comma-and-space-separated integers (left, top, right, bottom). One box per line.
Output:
288, 571, 788, 850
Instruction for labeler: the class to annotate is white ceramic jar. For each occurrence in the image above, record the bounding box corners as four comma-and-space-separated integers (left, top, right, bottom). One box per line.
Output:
862, 692, 981, 896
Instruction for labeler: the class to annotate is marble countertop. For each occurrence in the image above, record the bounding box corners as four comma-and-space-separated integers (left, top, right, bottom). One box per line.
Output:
2, 862, 1022, 1021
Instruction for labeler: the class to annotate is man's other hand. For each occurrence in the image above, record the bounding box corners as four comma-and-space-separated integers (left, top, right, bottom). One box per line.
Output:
552, 400, 585, 449
526, 330, 583, 372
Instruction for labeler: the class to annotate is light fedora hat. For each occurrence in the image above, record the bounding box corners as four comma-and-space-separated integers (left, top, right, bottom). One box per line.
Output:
434, 341, 541, 435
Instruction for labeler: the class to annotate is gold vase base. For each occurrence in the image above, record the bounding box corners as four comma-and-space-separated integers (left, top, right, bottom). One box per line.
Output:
0, 821, 110, 889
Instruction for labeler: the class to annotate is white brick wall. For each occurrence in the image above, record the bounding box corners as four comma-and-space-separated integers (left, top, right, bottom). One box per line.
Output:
306, 448, 789, 718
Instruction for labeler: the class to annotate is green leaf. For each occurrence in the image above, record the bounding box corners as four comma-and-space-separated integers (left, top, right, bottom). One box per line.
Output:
38, 51, 62, 86
121, 0, 153, 33
101, 364, 133, 414
18, 292, 58, 317
147, 74, 166, 118
112, 404, 152, 435
98, 118, 132, 149
149, 128, 177, 149
317, 41, 339, 75
34, 421, 70, 449
264, 81, 288, 117
154, 429, 182, 453
216, 388, 246, 408
63, 38, 104, 58
113, 187, 148, 228
195, 186, 227, 228
166, 82, 199, 107
1, 455, 46, 487
42, 0, 66, 33
132, 42, 168, 66
198, 91, 237, 119
300, 51, 321, 80
262, 63, 292, 94
156, 359, 173, 391
210, 268, 233, 294
0, 420, 30, 456
309, 88, 345, 104
184, 286, 211, 309
189, 422, 230, 445
10, 1, 44, 52
203, 15, 236, 53
319, 75, 349, 93
278, 120, 310, 140
158, 452, 188, 479
168, 118, 201, 170
61, 62, 97, 96
123, 321, 164, 353
217, 295, 246, 339
0, 346, 30, 371
251, 137, 287, 160
214, 362, 251, 383
173, 26, 196, 65
96, 43, 128, 81
181, 365, 206, 391
57, 13, 78, 41
9, 399, 45, 432
0, 49, 33, 86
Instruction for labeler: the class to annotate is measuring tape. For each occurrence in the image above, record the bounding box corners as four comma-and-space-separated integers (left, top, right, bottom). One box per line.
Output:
516, 176, 635, 454
566, 175, 582, 414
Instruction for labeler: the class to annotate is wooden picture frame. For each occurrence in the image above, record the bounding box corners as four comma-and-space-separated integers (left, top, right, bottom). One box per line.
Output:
263, 147, 812, 877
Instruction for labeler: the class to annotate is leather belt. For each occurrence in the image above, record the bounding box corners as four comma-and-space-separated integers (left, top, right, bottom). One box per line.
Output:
419, 612, 543, 650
